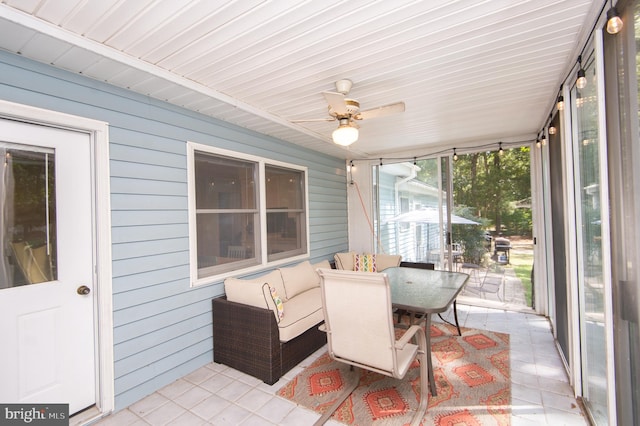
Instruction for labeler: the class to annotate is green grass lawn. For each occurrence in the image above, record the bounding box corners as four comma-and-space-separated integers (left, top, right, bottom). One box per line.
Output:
509, 251, 534, 306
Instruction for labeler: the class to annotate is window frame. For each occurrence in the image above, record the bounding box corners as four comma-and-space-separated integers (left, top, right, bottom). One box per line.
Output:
187, 142, 310, 286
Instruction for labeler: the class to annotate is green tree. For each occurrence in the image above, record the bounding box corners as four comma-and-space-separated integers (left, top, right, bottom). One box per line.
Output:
453, 147, 531, 235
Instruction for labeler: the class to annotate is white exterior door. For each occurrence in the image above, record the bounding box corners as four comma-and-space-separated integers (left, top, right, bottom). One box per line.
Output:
0, 118, 95, 415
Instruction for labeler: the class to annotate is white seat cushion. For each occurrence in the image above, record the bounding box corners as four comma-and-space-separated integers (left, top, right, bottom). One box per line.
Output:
278, 287, 324, 342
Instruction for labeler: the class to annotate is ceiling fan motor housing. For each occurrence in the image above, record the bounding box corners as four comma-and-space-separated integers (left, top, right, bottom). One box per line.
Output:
344, 99, 360, 115
329, 99, 360, 117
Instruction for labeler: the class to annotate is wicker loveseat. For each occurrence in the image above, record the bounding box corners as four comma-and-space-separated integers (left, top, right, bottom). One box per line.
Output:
212, 260, 331, 385
212, 253, 403, 385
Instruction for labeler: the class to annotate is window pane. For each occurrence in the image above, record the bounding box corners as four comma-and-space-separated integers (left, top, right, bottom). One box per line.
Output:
266, 165, 306, 260
194, 151, 258, 277
266, 166, 303, 209
267, 212, 305, 258
195, 152, 256, 210
1, 147, 57, 289
196, 212, 257, 276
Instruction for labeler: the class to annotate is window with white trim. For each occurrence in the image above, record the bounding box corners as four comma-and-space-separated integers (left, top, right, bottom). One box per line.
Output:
188, 143, 308, 282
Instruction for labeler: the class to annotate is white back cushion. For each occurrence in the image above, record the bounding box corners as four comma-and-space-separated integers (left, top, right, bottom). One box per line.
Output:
279, 260, 318, 299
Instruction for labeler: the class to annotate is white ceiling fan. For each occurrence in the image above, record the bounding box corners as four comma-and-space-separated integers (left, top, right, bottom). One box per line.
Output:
293, 79, 405, 146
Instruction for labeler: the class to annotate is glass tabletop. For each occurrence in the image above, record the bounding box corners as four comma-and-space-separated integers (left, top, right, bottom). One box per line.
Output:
384, 267, 469, 314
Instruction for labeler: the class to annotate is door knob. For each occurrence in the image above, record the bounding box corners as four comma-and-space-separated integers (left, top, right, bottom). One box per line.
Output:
77, 285, 91, 295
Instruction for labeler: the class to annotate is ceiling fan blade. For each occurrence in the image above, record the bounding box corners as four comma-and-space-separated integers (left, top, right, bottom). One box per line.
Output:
357, 101, 405, 120
322, 91, 347, 115
291, 117, 336, 123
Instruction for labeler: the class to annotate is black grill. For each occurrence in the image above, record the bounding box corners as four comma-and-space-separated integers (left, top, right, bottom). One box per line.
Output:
493, 238, 512, 264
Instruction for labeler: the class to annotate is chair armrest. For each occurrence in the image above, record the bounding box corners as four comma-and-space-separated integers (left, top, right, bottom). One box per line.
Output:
395, 325, 423, 349
212, 296, 281, 384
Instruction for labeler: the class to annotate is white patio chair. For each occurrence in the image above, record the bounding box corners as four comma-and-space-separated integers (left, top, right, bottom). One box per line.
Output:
315, 268, 429, 426
464, 266, 505, 301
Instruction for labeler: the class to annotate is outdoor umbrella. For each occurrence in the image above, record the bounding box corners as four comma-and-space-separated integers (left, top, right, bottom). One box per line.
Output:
387, 208, 480, 225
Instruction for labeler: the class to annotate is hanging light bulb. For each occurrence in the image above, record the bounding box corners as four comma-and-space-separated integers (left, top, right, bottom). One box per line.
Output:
557, 94, 564, 111
606, 2, 623, 34
541, 133, 547, 146
549, 124, 557, 135
576, 68, 587, 89
576, 56, 587, 89
453, 148, 458, 161
536, 137, 541, 149
498, 142, 504, 156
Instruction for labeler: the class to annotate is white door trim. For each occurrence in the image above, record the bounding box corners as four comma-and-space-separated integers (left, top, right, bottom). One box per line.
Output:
0, 100, 114, 419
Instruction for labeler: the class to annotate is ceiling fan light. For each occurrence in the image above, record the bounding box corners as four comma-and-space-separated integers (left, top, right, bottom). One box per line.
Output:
332, 124, 359, 146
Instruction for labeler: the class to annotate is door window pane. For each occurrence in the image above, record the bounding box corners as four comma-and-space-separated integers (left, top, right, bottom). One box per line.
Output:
1, 146, 57, 288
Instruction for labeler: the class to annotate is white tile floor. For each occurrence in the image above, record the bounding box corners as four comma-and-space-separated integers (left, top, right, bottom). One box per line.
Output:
91, 305, 589, 426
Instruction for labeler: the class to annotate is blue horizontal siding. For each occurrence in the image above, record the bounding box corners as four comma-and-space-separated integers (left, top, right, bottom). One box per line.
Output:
115, 325, 212, 379
110, 192, 188, 210
0, 50, 347, 411
116, 312, 212, 360
111, 210, 188, 227
111, 224, 188, 243
112, 266, 189, 294
112, 238, 189, 261
110, 160, 187, 182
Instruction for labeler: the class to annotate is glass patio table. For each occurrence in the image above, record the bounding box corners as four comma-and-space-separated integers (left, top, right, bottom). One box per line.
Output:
384, 266, 469, 396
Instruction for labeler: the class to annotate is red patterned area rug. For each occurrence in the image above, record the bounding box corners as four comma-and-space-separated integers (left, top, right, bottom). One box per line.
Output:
277, 323, 510, 425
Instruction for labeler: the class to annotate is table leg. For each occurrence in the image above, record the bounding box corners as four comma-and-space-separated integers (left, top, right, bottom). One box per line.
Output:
436, 300, 461, 336
453, 300, 461, 336
425, 314, 437, 396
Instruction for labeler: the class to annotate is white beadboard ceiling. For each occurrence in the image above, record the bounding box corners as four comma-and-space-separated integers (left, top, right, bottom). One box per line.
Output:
0, 0, 602, 160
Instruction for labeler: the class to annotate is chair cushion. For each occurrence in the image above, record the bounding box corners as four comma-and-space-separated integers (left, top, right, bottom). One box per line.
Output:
313, 260, 332, 281
224, 270, 285, 322
375, 254, 402, 271
278, 287, 324, 342
280, 260, 318, 299
354, 254, 377, 272
334, 252, 355, 270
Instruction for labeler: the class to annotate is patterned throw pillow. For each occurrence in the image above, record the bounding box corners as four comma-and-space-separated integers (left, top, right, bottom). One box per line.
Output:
270, 286, 284, 320
354, 254, 377, 272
